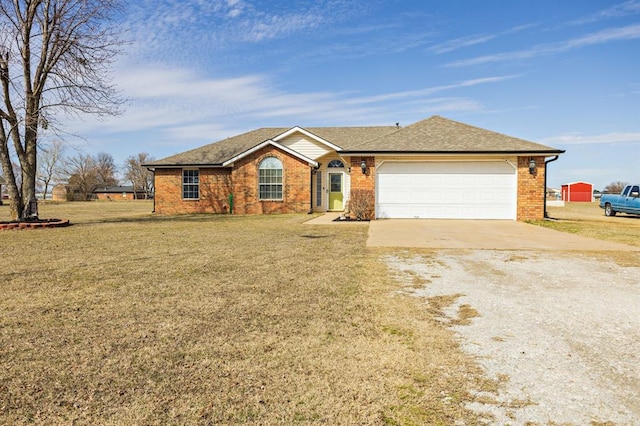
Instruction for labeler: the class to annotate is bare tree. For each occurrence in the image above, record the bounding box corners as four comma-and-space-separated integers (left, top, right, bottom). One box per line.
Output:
63, 152, 97, 200
603, 181, 629, 194
37, 139, 65, 199
0, 0, 124, 220
94, 152, 118, 187
124, 152, 154, 199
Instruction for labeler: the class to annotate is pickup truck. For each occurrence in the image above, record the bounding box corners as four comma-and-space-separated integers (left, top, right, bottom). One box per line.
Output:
599, 184, 640, 216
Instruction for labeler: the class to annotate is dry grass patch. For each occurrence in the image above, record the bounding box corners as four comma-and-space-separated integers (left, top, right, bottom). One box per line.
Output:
533, 202, 640, 266
534, 202, 640, 247
1, 202, 492, 424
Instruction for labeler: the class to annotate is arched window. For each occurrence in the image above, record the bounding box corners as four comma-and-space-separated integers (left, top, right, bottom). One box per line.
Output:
258, 157, 283, 200
328, 159, 345, 168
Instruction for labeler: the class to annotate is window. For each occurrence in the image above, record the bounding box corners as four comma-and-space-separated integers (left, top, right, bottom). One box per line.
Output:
328, 159, 345, 168
182, 169, 199, 199
259, 157, 283, 200
316, 171, 322, 207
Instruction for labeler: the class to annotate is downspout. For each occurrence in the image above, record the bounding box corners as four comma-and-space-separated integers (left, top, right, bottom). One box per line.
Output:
308, 167, 314, 214
544, 156, 559, 219
147, 167, 156, 213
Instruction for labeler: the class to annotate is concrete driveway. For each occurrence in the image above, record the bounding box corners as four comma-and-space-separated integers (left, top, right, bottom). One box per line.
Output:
368, 219, 639, 250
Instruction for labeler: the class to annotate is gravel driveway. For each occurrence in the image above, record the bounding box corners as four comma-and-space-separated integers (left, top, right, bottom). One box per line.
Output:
385, 250, 640, 425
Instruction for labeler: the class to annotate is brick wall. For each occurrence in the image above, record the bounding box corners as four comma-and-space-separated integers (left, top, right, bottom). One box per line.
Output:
153, 145, 311, 215
349, 156, 376, 218
231, 146, 311, 214
154, 168, 232, 215
349, 157, 375, 191
517, 156, 545, 221
94, 192, 146, 201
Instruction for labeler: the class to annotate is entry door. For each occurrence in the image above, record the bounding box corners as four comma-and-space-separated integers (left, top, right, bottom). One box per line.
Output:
328, 173, 343, 210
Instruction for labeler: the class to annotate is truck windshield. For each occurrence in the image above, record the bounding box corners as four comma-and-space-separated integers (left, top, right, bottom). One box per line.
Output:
622, 186, 631, 196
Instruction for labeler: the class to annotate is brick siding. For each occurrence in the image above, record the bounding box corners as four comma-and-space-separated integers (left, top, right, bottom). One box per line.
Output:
349, 156, 375, 191
516, 156, 545, 221
231, 146, 311, 214
154, 168, 232, 215
153, 145, 311, 215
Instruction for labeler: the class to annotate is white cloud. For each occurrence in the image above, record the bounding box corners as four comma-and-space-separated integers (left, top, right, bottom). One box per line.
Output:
447, 24, 640, 67
66, 62, 511, 144
345, 75, 519, 104
541, 132, 640, 145
569, 0, 640, 25
429, 34, 495, 54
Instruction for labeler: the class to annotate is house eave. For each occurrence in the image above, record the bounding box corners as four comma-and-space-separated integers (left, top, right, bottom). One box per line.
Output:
339, 150, 566, 156
142, 163, 226, 170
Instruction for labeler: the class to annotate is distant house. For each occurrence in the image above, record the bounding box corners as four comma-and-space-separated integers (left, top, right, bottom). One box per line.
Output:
561, 181, 594, 202
546, 187, 561, 199
93, 186, 147, 201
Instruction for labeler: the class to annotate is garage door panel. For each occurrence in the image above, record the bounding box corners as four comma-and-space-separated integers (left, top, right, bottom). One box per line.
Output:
376, 161, 516, 219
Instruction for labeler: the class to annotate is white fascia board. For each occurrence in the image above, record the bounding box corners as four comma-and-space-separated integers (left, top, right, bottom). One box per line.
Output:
222, 139, 318, 167
273, 126, 343, 152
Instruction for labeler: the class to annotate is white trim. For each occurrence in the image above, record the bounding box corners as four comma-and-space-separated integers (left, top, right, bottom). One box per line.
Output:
273, 126, 343, 152
222, 139, 318, 167
377, 158, 518, 169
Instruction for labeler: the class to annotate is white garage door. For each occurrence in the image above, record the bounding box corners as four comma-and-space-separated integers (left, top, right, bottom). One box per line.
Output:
376, 161, 516, 219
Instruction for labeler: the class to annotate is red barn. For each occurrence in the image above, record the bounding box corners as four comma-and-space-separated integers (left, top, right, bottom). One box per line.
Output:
561, 181, 593, 202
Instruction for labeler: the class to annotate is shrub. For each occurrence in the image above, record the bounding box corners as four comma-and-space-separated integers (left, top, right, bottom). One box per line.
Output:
349, 189, 375, 220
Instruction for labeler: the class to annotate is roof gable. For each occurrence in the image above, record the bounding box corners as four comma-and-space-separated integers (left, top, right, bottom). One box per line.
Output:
273, 126, 342, 152
222, 139, 318, 167
146, 125, 396, 167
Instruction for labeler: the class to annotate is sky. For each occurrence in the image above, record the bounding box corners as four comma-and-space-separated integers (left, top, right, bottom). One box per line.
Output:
59, 0, 640, 191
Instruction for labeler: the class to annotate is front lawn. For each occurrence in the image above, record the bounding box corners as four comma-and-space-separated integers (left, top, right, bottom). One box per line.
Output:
536, 201, 640, 248
0, 201, 490, 424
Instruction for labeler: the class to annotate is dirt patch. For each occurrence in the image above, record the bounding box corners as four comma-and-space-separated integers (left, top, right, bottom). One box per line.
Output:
385, 250, 640, 425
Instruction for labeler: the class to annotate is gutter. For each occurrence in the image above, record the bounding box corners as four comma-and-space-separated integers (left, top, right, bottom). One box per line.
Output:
309, 167, 314, 214
544, 156, 560, 219
338, 150, 566, 156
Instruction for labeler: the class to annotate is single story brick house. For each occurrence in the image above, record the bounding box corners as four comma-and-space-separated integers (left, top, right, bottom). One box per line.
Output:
93, 185, 148, 201
145, 116, 564, 220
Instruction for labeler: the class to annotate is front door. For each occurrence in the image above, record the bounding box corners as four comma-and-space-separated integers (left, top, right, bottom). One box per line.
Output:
328, 173, 343, 210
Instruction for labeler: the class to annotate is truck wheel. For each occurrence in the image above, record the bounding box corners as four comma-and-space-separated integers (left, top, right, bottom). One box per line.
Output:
604, 203, 616, 217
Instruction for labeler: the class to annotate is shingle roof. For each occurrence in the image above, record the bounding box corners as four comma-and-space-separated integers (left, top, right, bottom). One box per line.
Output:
146, 116, 562, 167
93, 186, 135, 193
147, 126, 397, 167
343, 116, 563, 154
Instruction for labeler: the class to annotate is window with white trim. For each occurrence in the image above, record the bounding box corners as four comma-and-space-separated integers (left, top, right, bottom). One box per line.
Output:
259, 157, 283, 200
328, 159, 345, 168
182, 169, 199, 199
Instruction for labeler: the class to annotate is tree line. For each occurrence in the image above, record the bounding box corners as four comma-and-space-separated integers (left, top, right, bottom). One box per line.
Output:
34, 141, 154, 201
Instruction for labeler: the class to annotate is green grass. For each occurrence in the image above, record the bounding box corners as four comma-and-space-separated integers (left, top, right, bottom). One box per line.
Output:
0, 201, 491, 424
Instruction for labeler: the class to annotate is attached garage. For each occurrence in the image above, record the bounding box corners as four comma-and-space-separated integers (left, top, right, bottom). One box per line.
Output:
376, 161, 517, 219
